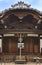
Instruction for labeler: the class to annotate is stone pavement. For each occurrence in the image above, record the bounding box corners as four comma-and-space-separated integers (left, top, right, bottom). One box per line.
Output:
0, 62, 42, 65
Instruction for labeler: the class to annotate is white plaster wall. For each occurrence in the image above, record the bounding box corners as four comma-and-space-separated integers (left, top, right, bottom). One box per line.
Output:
40, 39, 42, 53
0, 39, 2, 52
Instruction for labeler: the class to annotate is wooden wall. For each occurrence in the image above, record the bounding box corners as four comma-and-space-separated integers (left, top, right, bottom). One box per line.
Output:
21, 37, 39, 54
2, 37, 40, 54
2, 37, 18, 53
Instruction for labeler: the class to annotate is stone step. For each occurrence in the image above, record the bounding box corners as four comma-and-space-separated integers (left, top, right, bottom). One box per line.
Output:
0, 62, 42, 65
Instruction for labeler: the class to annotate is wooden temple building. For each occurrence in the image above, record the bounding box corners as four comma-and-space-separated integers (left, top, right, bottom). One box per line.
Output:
0, 1, 42, 63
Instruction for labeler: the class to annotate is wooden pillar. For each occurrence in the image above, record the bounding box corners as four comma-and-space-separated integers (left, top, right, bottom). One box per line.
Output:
38, 35, 40, 53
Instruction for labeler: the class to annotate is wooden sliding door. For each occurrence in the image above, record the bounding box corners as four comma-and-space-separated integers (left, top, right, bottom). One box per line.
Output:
22, 37, 40, 54
9, 37, 18, 53
2, 37, 18, 53
23, 37, 33, 54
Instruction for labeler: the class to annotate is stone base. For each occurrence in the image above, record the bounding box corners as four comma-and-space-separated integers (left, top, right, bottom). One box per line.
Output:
15, 60, 26, 64
15, 56, 26, 64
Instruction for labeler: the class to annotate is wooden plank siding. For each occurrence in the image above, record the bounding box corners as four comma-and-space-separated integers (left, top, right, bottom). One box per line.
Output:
2, 37, 40, 54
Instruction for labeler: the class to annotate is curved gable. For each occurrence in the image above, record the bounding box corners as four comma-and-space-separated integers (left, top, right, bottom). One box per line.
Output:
0, 1, 42, 32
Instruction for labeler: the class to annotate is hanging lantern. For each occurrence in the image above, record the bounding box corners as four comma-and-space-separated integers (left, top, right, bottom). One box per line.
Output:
18, 34, 23, 43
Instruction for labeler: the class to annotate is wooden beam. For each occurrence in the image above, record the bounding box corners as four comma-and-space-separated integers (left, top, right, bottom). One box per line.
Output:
0, 29, 42, 34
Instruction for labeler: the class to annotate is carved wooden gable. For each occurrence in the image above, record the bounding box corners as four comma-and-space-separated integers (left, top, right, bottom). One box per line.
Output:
0, 1, 42, 33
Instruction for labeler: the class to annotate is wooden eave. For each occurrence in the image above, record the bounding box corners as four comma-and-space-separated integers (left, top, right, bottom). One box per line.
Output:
0, 9, 41, 19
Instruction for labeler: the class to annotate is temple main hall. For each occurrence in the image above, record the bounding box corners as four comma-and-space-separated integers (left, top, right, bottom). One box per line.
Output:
0, 1, 42, 65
